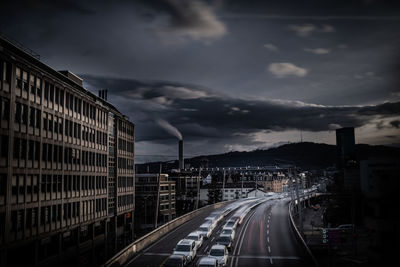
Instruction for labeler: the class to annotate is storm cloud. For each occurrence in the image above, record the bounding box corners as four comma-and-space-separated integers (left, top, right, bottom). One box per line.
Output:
83, 75, 400, 143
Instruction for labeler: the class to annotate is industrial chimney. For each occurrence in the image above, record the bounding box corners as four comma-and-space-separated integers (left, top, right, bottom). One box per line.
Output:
179, 140, 184, 170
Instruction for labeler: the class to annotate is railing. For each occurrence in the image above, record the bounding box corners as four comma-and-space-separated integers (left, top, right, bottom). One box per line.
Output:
288, 193, 320, 267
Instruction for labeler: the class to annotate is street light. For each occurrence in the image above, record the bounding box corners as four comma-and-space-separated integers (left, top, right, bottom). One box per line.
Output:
274, 159, 303, 233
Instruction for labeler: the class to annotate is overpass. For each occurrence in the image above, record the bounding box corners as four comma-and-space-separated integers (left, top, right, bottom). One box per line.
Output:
106, 193, 319, 267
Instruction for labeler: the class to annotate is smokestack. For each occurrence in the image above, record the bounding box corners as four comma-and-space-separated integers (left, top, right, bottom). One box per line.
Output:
179, 140, 184, 170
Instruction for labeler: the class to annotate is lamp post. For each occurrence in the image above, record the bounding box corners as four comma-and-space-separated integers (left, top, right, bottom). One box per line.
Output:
275, 159, 303, 233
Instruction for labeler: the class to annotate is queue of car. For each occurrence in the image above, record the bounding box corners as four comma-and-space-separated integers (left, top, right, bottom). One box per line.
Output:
164, 198, 260, 267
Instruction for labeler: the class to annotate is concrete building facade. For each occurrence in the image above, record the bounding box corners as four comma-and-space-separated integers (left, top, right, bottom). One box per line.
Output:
0, 36, 135, 266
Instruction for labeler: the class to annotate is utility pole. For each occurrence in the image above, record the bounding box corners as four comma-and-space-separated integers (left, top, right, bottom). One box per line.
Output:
294, 167, 303, 233
241, 172, 244, 198
288, 168, 294, 202
154, 168, 161, 229
222, 169, 226, 201
195, 167, 201, 209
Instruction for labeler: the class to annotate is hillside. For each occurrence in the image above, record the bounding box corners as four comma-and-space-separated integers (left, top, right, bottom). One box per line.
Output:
137, 142, 400, 172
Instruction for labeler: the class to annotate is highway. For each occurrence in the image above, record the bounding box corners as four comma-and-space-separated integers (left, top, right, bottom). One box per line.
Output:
126, 195, 313, 267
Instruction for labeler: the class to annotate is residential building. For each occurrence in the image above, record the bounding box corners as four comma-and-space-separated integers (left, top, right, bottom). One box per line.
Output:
0, 36, 134, 266
199, 182, 264, 204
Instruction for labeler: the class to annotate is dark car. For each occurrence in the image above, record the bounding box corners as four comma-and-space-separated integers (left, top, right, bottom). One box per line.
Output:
164, 254, 185, 267
216, 235, 232, 251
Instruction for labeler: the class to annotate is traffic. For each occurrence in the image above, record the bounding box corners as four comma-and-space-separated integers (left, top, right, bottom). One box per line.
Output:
162, 197, 273, 267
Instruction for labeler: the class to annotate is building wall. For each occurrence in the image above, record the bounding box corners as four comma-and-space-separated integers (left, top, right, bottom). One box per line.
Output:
0, 37, 134, 266
135, 174, 176, 230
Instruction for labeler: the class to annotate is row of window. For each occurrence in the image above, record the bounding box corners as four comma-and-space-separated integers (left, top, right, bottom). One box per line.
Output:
118, 119, 134, 139
0, 60, 12, 86
11, 137, 107, 169
117, 176, 134, 191
117, 194, 134, 208
160, 203, 175, 211
13, 101, 108, 147
7, 173, 109, 205
159, 194, 175, 201
118, 138, 134, 153
16, 66, 108, 129
9, 198, 108, 234
117, 157, 134, 171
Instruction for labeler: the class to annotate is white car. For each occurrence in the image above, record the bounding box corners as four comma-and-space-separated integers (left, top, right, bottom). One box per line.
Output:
210, 211, 224, 222
173, 239, 197, 264
224, 219, 238, 230
221, 227, 235, 240
204, 217, 217, 229
198, 223, 212, 239
209, 244, 228, 266
197, 256, 218, 267
186, 231, 204, 249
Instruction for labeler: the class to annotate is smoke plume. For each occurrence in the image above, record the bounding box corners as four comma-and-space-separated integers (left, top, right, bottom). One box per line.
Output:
156, 118, 183, 140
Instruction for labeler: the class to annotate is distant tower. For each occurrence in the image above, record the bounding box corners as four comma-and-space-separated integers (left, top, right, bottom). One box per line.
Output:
336, 127, 355, 168
179, 140, 184, 170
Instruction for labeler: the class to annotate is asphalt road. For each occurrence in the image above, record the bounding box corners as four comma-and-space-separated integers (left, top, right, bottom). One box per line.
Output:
126, 197, 313, 267
230, 199, 311, 267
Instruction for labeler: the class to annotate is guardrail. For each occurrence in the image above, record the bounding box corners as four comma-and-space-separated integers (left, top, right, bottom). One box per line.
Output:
104, 200, 233, 267
288, 194, 320, 267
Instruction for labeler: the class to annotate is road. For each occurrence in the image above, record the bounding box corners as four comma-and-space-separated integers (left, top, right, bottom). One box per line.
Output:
126, 196, 313, 267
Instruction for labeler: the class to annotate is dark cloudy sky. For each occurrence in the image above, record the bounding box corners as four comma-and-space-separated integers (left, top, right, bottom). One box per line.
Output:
2, 0, 400, 162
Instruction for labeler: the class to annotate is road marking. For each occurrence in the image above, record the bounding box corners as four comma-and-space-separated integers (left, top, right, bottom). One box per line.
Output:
268, 246, 271, 253
211, 237, 215, 242
267, 237, 269, 243
267, 224, 269, 229
267, 230, 269, 235
231, 210, 257, 267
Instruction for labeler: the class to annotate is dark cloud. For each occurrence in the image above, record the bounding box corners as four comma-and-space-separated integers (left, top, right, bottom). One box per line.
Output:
2, 0, 94, 15
83, 75, 400, 143
390, 120, 400, 128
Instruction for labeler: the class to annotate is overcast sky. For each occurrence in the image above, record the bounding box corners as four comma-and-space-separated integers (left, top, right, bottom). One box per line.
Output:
2, 0, 400, 162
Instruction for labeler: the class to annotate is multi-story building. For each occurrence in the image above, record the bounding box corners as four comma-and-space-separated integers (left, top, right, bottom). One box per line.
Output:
168, 170, 201, 215
0, 36, 134, 266
199, 182, 264, 204
135, 174, 176, 231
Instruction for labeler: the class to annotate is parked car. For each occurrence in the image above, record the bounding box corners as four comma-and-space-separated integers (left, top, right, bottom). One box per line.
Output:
173, 239, 197, 265
197, 256, 218, 267
198, 223, 212, 239
186, 231, 204, 249
216, 235, 233, 251
164, 254, 185, 267
209, 244, 228, 266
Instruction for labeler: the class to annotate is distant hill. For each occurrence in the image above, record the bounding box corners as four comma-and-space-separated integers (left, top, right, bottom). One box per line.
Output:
137, 142, 400, 172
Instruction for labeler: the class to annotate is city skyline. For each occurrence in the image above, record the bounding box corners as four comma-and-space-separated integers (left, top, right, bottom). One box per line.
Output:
2, 0, 399, 162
